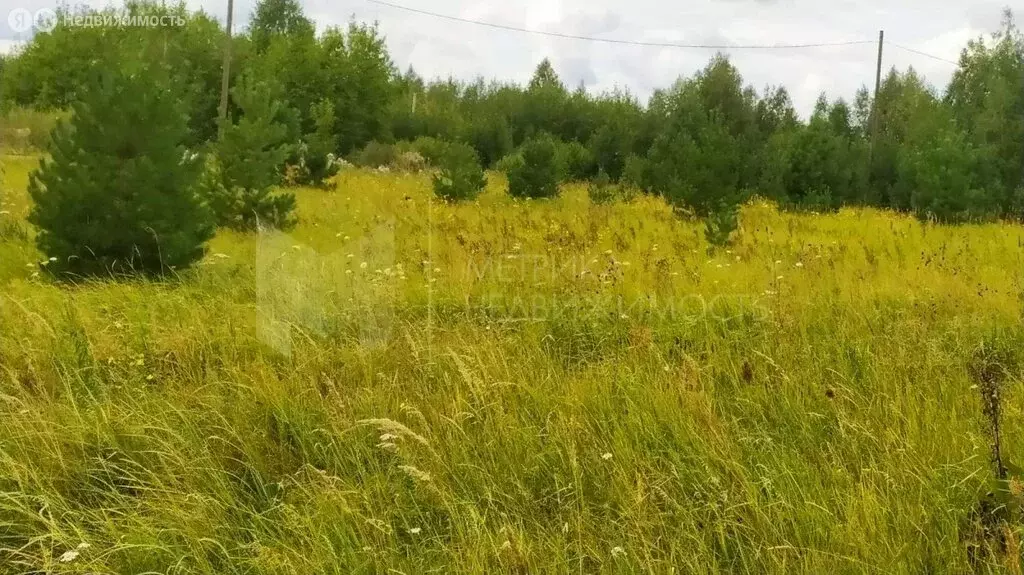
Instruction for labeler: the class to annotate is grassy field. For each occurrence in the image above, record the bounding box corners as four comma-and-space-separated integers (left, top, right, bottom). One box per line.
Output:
2, 153, 1024, 573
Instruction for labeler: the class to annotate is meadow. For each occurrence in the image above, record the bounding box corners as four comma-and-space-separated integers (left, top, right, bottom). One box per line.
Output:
2, 153, 1024, 573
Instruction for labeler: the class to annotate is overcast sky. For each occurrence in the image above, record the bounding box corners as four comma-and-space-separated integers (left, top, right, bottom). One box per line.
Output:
1, 0, 1020, 115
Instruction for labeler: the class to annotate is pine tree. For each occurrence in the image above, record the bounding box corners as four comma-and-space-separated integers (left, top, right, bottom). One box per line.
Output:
507, 134, 561, 199
28, 61, 213, 276
207, 71, 296, 230
303, 98, 339, 186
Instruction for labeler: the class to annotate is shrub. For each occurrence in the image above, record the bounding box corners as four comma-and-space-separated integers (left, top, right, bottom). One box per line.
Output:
622, 154, 652, 191
208, 72, 296, 231
410, 136, 450, 166
556, 139, 596, 181
703, 202, 739, 249
432, 142, 487, 202
392, 151, 427, 173
495, 152, 524, 175
352, 140, 396, 168
507, 134, 561, 199
28, 62, 213, 276
302, 99, 339, 186
588, 170, 630, 205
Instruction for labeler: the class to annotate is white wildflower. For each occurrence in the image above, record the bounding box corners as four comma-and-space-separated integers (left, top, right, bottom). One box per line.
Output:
602, 452, 613, 461
611, 546, 626, 558
59, 550, 79, 563
408, 527, 421, 535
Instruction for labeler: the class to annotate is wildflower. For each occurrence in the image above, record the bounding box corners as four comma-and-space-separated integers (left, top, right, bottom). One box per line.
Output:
59, 550, 79, 563
602, 452, 613, 461
360, 262, 368, 269
611, 546, 626, 558
408, 527, 422, 535
795, 262, 804, 268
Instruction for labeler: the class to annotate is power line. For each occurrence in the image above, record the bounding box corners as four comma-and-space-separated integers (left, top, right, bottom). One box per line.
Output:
889, 43, 959, 66
367, 0, 875, 50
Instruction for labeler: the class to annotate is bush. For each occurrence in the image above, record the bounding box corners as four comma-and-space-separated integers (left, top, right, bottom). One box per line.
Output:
496, 152, 524, 175
208, 72, 296, 231
622, 154, 653, 191
392, 151, 427, 172
703, 202, 739, 249
432, 142, 487, 202
556, 140, 596, 181
507, 134, 561, 199
302, 99, 339, 186
409, 136, 450, 166
588, 170, 633, 205
28, 62, 213, 276
352, 140, 396, 168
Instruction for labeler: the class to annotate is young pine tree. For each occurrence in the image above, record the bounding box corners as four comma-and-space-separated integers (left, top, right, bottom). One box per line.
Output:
207, 71, 296, 230
432, 141, 487, 202
28, 62, 213, 276
302, 98, 339, 186
507, 134, 561, 199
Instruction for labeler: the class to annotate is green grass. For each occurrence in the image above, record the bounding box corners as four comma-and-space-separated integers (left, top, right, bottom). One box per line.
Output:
1, 156, 1024, 573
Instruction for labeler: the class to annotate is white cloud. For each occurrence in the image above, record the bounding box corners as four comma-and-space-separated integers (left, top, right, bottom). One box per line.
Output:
0, 0, 1018, 114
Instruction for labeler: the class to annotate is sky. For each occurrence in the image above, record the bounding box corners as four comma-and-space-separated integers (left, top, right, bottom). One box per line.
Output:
0, 0, 1020, 115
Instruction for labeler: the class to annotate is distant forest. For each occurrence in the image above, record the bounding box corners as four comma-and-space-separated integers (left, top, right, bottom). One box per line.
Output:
4, 0, 1024, 224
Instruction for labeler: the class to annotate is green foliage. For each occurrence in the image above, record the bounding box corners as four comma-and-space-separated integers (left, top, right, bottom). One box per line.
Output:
646, 56, 759, 217
495, 151, 524, 175
507, 134, 561, 199
1, 3, 228, 144
432, 142, 487, 202
703, 201, 740, 249
408, 136, 450, 166
302, 99, 339, 186
588, 170, 634, 205
208, 72, 296, 231
27, 61, 213, 276
556, 139, 596, 181
782, 96, 869, 211
250, 0, 315, 53
352, 140, 396, 168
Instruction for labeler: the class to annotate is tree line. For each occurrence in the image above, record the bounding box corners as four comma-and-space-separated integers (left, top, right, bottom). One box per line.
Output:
2, 0, 1023, 275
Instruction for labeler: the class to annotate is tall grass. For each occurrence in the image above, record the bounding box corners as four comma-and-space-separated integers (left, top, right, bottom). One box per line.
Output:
1, 158, 1022, 573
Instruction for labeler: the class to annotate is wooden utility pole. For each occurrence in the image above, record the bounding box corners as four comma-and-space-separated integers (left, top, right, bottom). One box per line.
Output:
218, 0, 235, 134
873, 31, 884, 107
869, 30, 884, 162
872, 31, 884, 136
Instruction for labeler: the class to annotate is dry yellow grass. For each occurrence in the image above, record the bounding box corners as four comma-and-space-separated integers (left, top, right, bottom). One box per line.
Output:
1, 156, 1023, 573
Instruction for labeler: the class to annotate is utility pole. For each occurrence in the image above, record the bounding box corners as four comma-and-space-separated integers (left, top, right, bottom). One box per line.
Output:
872, 30, 884, 138
217, 0, 235, 135
869, 30, 884, 164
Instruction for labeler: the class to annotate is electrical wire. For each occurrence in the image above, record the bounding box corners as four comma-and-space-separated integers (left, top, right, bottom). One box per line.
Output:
889, 43, 960, 65
367, 0, 876, 50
